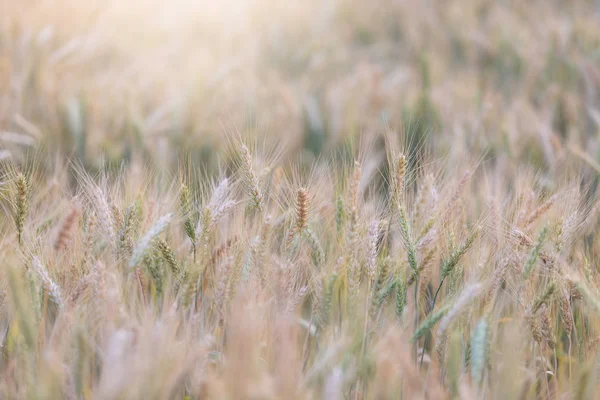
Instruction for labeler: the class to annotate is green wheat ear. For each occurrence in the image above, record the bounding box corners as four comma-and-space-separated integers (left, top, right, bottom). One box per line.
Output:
304, 228, 324, 267
129, 213, 173, 268
13, 172, 29, 246
156, 238, 179, 276
240, 144, 263, 213
395, 276, 407, 318
318, 273, 337, 328
179, 183, 197, 257
119, 201, 142, 257
411, 305, 449, 342
531, 283, 555, 314
523, 226, 548, 279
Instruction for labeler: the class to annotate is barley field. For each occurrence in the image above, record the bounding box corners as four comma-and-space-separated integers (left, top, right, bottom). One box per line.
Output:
1, 0, 600, 399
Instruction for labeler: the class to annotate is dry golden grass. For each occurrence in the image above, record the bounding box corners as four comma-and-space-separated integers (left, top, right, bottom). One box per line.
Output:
1, 0, 600, 399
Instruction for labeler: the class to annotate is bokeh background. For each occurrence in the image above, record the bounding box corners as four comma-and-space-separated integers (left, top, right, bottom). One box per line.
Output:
2, 0, 600, 177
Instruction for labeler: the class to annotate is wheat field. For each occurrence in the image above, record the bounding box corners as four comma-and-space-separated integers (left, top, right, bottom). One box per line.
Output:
1, 0, 600, 399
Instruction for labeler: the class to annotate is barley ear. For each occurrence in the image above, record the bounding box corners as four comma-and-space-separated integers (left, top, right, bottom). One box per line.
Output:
179, 183, 195, 238
12, 172, 29, 245
287, 187, 309, 249
335, 196, 346, 237
54, 202, 81, 251
129, 213, 173, 268
411, 305, 449, 342
32, 256, 63, 309
240, 144, 263, 212
118, 201, 142, 257
304, 228, 324, 267
156, 238, 179, 276
398, 205, 417, 276
318, 274, 337, 328
179, 183, 197, 258
523, 226, 548, 279
440, 229, 478, 279
395, 276, 407, 318
531, 283, 555, 314
393, 153, 406, 206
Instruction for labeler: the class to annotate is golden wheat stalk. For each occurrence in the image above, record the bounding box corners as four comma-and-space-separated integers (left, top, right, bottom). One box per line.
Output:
286, 187, 309, 249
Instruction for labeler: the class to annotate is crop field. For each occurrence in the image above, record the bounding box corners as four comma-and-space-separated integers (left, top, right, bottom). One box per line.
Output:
1, 0, 600, 398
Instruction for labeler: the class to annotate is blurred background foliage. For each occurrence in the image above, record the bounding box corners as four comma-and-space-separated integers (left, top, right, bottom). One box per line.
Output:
1, 0, 599, 181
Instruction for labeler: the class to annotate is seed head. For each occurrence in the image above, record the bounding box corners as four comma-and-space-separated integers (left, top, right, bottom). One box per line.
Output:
54, 203, 81, 251
394, 153, 406, 205
13, 172, 28, 245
